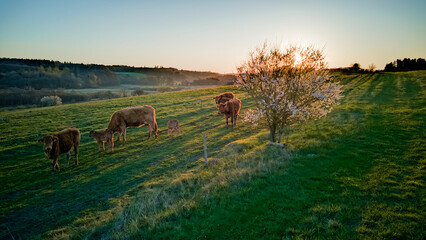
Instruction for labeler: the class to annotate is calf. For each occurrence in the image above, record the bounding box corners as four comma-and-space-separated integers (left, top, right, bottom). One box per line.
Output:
38, 128, 80, 172
216, 98, 241, 128
89, 129, 114, 152
213, 92, 235, 104
167, 119, 181, 137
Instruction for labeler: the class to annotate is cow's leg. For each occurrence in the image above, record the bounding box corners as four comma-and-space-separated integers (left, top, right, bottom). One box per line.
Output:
111, 138, 114, 152
74, 143, 79, 166
118, 126, 126, 143
147, 124, 152, 139
107, 139, 111, 152
102, 141, 105, 152
98, 141, 102, 151
117, 131, 122, 142
116, 132, 120, 142
52, 158, 59, 172
174, 128, 177, 137
225, 116, 229, 127
122, 127, 127, 143
66, 153, 70, 167
168, 128, 171, 136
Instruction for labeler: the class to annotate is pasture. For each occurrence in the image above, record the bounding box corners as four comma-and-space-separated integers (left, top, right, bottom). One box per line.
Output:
0, 71, 425, 239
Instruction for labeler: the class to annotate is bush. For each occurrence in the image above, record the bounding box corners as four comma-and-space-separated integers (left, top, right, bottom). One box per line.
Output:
40, 96, 62, 106
157, 85, 173, 92
92, 90, 117, 99
132, 88, 145, 96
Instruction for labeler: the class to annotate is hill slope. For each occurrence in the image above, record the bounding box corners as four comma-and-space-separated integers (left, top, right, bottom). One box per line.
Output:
0, 72, 424, 239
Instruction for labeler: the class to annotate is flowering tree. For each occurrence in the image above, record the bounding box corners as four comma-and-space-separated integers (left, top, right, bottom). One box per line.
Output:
40, 95, 62, 106
237, 44, 342, 143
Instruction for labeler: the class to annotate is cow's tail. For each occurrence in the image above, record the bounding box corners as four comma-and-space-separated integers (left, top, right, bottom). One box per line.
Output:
151, 107, 158, 139
154, 121, 158, 138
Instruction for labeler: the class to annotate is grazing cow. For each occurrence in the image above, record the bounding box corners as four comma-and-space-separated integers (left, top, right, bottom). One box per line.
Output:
216, 98, 241, 128
213, 92, 235, 104
89, 129, 114, 152
38, 128, 80, 172
107, 105, 158, 143
215, 96, 233, 114
167, 119, 181, 137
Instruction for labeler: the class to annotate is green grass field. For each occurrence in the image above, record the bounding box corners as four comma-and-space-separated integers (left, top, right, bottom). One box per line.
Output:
0, 71, 425, 239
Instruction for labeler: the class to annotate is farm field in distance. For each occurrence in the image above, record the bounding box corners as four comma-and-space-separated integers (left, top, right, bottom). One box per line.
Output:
0, 71, 425, 239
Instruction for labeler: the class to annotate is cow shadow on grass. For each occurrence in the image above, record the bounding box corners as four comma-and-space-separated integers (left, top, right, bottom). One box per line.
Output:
0, 105, 255, 239
125, 108, 421, 239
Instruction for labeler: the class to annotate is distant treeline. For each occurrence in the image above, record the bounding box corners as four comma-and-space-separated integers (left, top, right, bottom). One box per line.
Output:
0, 58, 233, 90
110, 65, 234, 86
329, 63, 373, 74
0, 88, 122, 108
0, 58, 119, 89
384, 58, 426, 72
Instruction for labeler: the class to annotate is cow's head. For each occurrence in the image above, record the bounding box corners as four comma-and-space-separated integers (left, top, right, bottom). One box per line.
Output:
89, 130, 96, 137
216, 102, 228, 115
213, 95, 220, 104
38, 135, 58, 156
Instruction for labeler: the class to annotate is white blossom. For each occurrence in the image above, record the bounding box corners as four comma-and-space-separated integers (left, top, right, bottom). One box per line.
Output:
237, 43, 342, 142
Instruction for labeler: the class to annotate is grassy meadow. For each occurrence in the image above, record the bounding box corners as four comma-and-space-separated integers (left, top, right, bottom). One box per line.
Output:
0, 71, 425, 239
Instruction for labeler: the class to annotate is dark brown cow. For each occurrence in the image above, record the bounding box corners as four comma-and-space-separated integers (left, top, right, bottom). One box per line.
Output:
38, 128, 80, 172
167, 119, 181, 137
216, 98, 241, 128
89, 129, 114, 152
213, 92, 235, 104
107, 105, 158, 143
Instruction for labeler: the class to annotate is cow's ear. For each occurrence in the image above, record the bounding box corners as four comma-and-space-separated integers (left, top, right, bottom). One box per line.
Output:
52, 136, 58, 142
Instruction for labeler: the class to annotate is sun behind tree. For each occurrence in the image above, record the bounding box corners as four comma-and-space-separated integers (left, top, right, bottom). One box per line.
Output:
237, 43, 342, 143
294, 53, 303, 66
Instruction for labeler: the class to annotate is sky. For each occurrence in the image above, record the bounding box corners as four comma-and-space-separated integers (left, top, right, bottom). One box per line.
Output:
1, 0, 425, 73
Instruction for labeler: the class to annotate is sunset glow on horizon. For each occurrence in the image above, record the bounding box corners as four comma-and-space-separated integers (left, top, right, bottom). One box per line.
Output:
294, 53, 303, 66
1, 0, 425, 73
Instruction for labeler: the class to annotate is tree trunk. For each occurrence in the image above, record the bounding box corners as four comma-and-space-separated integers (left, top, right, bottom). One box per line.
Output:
277, 122, 286, 143
277, 126, 284, 143
269, 127, 276, 142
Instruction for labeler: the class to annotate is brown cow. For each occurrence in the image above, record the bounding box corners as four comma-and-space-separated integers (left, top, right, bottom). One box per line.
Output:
216, 98, 241, 128
38, 128, 80, 172
89, 129, 114, 152
213, 92, 235, 104
215, 96, 233, 114
167, 119, 181, 137
107, 105, 158, 143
